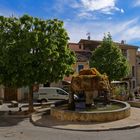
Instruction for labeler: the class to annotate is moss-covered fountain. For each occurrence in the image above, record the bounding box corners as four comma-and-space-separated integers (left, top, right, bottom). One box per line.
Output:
51, 68, 130, 122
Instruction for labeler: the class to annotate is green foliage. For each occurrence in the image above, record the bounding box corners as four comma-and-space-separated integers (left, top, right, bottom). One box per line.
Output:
0, 15, 76, 111
128, 92, 134, 99
89, 33, 130, 81
114, 86, 126, 96
0, 15, 76, 88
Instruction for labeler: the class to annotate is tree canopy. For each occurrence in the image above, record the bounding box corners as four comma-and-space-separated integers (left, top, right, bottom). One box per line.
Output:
0, 15, 76, 111
0, 15, 76, 87
89, 33, 130, 81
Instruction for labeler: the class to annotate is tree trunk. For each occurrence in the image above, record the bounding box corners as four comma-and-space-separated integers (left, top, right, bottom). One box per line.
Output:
28, 85, 35, 112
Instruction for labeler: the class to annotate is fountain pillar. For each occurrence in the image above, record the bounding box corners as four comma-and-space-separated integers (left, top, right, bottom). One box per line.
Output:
85, 91, 94, 108
68, 92, 75, 110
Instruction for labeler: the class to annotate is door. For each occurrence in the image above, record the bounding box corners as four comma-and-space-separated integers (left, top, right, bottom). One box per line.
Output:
4, 87, 17, 101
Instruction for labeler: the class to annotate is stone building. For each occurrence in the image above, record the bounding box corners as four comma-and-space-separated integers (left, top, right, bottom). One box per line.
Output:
64, 39, 139, 92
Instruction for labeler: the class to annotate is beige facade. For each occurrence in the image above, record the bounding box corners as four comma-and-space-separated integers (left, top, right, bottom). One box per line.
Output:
63, 62, 89, 82
119, 45, 138, 91
136, 52, 140, 87
136, 66, 140, 87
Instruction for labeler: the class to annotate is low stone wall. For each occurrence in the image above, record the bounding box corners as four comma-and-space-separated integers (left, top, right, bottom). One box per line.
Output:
128, 101, 140, 108
51, 101, 130, 122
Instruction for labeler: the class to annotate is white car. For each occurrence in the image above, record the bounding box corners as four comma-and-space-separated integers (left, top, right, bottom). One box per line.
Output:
33, 87, 78, 102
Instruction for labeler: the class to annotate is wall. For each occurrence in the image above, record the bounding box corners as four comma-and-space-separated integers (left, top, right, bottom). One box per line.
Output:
127, 48, 137, 89
69, 43, 81, 51
51, 101, 131, 122
63, 61, 89, 82
136, 66, 140, 86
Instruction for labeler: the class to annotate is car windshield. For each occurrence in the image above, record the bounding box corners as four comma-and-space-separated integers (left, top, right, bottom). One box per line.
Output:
57, 89, 68, 95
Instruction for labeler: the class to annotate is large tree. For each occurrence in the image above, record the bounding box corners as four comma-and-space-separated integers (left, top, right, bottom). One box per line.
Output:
0, 15, 76, 112
90, 33, 130, 81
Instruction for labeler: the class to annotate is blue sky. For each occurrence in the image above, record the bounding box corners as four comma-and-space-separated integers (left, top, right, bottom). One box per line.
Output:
0, 0, 140, 46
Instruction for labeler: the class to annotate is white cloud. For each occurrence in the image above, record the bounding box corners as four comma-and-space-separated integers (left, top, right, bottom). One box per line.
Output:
77, 11, 97, 20
44, 0, 124, 20
50, 0, 81, 13
69, 0, 81, 8
120, 9, 124, 13
79, 0, 124, 14
118, 25, 140, 42
81, 0, 115, 11
133, 0, 140, 7
78, 12, 92, 17
51, 0, 124, 19
65, 18, 140, 45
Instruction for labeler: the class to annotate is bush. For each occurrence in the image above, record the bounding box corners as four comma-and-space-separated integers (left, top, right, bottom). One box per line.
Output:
113, 86, 128, 100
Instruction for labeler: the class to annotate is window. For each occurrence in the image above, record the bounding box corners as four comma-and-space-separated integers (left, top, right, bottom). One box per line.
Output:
132, 66, 135, 77
57, 89, 68, 95
121, 49, 127, 58
40, 93, 47, 95
78, 64, 84, 72
79, 45, 81, 49
136, 57, 140, 65
132, 81, 135, 89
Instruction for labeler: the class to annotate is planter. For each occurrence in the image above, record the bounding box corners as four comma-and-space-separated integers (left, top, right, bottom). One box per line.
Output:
115, 95, 128, 101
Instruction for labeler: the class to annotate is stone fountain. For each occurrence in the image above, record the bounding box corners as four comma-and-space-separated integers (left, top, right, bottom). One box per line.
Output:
69, 68, 111, 109
51, 68, 131, 122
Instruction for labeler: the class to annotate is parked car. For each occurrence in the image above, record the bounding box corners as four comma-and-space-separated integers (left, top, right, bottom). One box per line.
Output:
33, 87, 78, 103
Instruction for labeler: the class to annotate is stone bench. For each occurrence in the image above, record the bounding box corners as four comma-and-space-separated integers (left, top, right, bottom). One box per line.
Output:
11, 100, 18, 107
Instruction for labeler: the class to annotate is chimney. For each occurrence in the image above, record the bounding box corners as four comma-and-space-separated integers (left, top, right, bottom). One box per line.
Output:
88, 35, 90, 40
86, 32, 90, 40
121, 40, 126, 44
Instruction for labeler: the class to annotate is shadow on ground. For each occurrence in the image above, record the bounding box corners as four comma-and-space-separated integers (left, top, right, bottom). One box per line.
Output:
0, 115, 27, 127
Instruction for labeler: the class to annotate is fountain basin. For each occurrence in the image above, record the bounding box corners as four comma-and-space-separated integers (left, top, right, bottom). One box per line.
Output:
51, 100, 130, 122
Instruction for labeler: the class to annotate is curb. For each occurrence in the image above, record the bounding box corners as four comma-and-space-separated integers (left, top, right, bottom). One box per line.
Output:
30, 109, 140, 132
